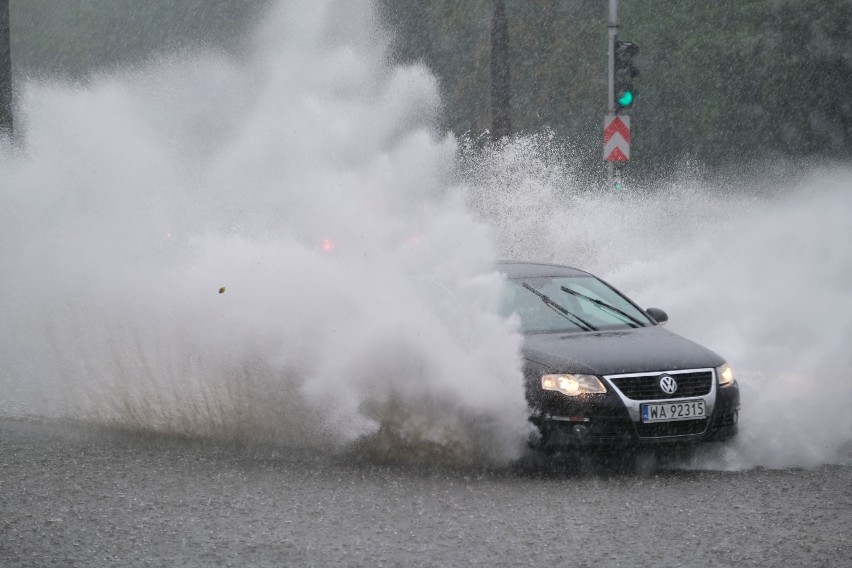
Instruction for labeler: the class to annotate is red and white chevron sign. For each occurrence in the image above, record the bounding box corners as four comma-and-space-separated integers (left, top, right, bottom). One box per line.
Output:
604, 115, 630, 161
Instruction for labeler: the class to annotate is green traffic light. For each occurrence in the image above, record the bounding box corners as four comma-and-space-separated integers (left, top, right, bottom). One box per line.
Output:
617, 90, 634, 107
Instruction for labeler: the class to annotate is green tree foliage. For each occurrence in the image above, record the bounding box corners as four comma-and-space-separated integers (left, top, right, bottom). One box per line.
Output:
8, 0, 852, 172
378, 0, 852, 172
9, 0, 269, 78
379, 0, 493, 135
627, 0, 852, 170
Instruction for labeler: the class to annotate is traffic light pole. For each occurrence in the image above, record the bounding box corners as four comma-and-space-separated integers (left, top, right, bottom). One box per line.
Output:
607, 0, 618, 184
607, 0, 617, 115
604, 0, 636, 188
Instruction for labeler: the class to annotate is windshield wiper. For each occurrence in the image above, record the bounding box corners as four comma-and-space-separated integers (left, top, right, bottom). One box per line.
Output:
522, 283, 598, 332
560, 286, 645, 328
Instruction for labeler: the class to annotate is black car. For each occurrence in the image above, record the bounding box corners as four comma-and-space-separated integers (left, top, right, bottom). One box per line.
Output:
498, 261, 740, 452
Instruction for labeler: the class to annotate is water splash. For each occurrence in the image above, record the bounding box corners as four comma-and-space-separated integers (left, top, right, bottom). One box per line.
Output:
0, 0, 527, 464
3, 1, 849, 471
462, 135, 852, 469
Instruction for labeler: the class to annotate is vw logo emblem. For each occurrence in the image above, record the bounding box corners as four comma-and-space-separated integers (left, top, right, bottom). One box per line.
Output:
659, 375, 678, 395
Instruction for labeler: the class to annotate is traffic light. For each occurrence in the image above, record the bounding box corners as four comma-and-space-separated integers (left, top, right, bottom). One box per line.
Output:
614, 39, 639, 111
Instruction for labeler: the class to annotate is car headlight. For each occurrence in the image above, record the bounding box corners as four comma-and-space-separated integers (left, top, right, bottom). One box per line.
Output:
716, 363, 736, 388
541, 374, 607, 396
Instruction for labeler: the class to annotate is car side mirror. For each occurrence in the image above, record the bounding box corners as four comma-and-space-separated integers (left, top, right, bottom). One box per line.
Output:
646, 307, 668, 324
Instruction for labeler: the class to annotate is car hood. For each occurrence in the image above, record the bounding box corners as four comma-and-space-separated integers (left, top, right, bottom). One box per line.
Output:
522, 326, 725, 376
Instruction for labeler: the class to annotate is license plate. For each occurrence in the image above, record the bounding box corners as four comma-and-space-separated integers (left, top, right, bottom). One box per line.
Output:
641, 400, 706, 423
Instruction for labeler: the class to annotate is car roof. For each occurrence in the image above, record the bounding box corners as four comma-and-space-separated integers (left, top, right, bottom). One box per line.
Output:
496, 260, 593, 279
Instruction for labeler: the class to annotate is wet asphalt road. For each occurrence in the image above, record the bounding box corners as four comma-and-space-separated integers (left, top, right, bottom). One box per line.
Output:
1, 417, 850, 567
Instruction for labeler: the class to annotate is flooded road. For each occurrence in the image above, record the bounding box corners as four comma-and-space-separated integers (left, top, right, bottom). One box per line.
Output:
3, 1, 852, 566
2, 417, 849, 567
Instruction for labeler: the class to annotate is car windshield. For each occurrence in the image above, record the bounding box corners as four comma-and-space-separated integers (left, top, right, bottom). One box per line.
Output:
501, 275, 654, 334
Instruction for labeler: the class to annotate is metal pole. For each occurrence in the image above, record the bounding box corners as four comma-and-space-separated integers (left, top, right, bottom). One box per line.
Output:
607, 0, 617, 114
0, 0, 12, 137
490, 0, 511, 141
606, 0, 618, 185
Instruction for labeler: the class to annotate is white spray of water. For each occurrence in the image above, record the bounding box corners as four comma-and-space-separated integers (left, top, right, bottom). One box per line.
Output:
463, 136, 852, 469
0, 0, 528, 464
3, 2, 849, 471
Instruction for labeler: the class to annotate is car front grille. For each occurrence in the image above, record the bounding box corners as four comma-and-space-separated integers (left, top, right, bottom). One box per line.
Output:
608, 370, 713, 401
635, 418, 709, 438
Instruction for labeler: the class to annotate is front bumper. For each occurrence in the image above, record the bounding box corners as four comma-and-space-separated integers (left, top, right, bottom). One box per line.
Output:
529, 370, 740, 450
